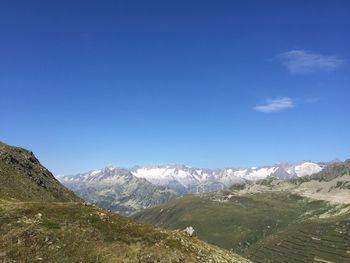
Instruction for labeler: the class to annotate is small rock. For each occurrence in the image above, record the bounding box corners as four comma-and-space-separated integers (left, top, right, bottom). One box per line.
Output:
184, 226, 195, 237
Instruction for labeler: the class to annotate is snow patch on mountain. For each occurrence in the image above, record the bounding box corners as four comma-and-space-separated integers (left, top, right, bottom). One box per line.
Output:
294, 162, 323, 177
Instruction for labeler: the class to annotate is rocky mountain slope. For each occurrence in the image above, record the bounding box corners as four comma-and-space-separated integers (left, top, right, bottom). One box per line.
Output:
133, 160, 350, 263
0, 141, 250, 262
58, 167, 179, 215
0, 141, 79, 202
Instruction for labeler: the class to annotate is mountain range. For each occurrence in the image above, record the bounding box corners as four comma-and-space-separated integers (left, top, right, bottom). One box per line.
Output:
57, 167, 179, 215
130, 161, 325, 192
58, 161, 325, 214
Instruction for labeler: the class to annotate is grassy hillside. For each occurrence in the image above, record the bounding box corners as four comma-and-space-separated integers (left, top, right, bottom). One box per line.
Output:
133, 192, 332, 250
133, 161, 350, 262
0, 141, 251, 262
246, 212, 350, 263
0, 142, 79, 202
0, 200, 250, 263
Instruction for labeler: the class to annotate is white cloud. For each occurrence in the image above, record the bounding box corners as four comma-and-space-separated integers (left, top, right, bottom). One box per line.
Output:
254, 97, 294, 113
278, 50, 342, 74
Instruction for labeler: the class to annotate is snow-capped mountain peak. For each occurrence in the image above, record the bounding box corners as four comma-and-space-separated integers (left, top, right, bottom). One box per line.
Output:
58, 161, 325, 197
130, 161, 325, 192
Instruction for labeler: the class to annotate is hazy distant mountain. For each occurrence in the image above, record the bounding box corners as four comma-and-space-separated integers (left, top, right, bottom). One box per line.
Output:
57, 167, 179, 215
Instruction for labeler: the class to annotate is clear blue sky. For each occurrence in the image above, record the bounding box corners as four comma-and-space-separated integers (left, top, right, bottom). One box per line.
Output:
1, 1, 349, 174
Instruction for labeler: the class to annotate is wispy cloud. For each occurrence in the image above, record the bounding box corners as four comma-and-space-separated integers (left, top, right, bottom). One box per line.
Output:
278, 50, 342, 74
254, 97, 294, 113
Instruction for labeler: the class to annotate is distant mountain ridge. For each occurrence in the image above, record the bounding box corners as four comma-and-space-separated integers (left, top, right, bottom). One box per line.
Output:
58, 161, 326, 214
228, 159, 350, 204
58, 166, 179, 215
130, 161, 325, 193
